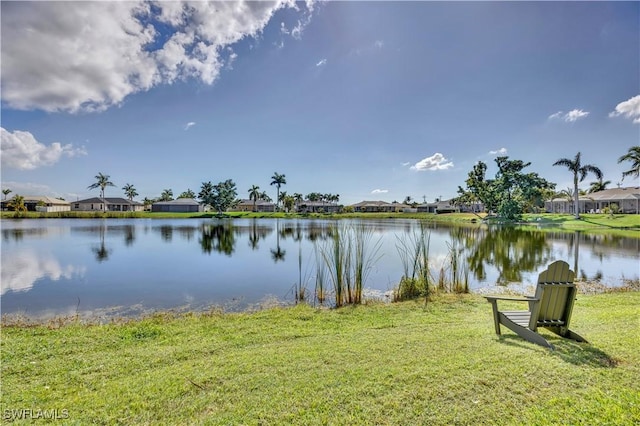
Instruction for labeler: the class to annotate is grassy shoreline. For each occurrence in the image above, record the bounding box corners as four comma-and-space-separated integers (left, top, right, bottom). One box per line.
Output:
2, 211, 639, 236
2, 292, 639, 424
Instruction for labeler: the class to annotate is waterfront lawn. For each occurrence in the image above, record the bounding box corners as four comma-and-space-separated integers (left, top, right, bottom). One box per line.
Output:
2, 292, 639, 425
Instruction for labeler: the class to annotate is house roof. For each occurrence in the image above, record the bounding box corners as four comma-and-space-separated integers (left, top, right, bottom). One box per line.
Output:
350, 200, 393, 207
549, 187, 640, 202
298, 201, 339, 207
22, 196, 70, 205
582, 187, 640, 201
76, 197, 143, 205
237, 199, 275, 206
350, 201, 413, 209
152, 198, 200, 206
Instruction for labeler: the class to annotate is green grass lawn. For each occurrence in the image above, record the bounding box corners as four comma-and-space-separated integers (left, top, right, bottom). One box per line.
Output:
2, 292, 639, 425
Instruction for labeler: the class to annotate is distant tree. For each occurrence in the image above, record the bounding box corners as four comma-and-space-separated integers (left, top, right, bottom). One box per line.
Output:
558, 187, 575, 202
306, 192, 321, 202
201, 179, 238, 215
8, 194, 27, 217
142, 197, 155, 210
618, 146, 640, 181
458, 157, 554, 220
248, 185, 261, 212
283, 195, 295, 212
457, 161, 500, 214
88, 172, 116, 212
122, 183, 138, 201
588, 178, 611, 194
259, 191, 272, 203
278, 191, 288, 206
179, 189, 196, 199
553, 152, 602, 219
403, 196, 413, 205
198, 181, 214, 204
270, 172, 286, 210
159, 189, 174, 201
293, 193, 303, 207
2, 189, 12, 201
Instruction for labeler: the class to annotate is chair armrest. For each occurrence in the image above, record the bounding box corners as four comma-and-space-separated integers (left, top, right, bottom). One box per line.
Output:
484, 296, 537, 302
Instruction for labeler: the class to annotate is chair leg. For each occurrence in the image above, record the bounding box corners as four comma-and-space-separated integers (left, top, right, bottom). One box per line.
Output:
545, 327, 588, 343
488, 300, 501, 335
499, 314, 554, 349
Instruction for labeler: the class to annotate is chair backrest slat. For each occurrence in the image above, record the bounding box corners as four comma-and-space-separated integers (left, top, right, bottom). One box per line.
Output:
529, 261, 576, 330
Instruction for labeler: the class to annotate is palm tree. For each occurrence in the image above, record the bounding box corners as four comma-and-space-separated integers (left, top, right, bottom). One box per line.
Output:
8, 194, 27, 212
588, 178, 611, 194
293, 193, 303, 209
270, 172, 286, 210
618, 146, 640, 181
160, 189, 173, 201
179, 189, 196, 199
259, 191, 272, 203
278, 191, 288, 207
2, 189, 12, 201
142, 197, 155, 211
553, 152, 602, 219
88, 172, 116, 212
122, 183, 138, 201
248, 185, 261, 212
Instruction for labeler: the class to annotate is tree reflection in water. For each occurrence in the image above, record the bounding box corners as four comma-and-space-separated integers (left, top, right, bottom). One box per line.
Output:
199, 222, 236, 255
91, 223, 112, 262
270, 219, 286, 263
449, 226, 552, 284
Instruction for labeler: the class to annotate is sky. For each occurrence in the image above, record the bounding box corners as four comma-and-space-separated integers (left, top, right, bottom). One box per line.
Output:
1, 1, 639, 205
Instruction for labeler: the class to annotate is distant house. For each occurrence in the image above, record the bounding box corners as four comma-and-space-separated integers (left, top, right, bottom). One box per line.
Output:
1, 196, 71, 212
296, 201, 341, 214
350, 201, 412, 213
416, 203, 438, 213
71, 197, 144, 212
232, 199, 276, 212
545, 187, 640, 214
416, 199, 464, 214
151, 198, 203, 213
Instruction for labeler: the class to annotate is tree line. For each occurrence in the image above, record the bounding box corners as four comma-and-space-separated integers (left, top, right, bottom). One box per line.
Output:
3, 146, 639, 220
457, 147, 639, 220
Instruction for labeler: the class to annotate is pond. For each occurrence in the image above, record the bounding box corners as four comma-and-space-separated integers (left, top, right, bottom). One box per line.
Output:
1, 218, 638, 320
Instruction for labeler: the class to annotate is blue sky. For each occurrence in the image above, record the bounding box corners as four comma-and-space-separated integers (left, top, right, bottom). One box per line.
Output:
1, 1, 639, 205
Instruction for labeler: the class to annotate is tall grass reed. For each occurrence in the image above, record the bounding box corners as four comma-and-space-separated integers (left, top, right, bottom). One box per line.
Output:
315, 223, 383, 307
435, 240, 470, 293
393, 221, 432, 303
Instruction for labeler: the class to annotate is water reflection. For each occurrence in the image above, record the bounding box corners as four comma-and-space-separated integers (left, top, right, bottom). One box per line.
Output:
271, 219, 287, 263
1, 250, 85, 295
199, 222, 236, 255
450, 226, 552, 284
1, 218, 637, 319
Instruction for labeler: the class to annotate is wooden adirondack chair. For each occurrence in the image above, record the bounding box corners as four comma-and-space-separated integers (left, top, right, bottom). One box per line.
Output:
484, 260, 587, 349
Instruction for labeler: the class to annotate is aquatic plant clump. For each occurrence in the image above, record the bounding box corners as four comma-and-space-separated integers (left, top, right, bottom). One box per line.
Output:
315, 222, 383, 307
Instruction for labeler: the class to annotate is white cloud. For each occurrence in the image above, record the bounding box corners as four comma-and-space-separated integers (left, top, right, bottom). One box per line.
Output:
1, 1, 316, 113
548, 109, 590, 122
410, 153, 454, 171
316, 58, 327, 67
609, 95, 640, 124
401, 162, 411, 166
371, 189, 388, 194
1, 181, 53, 196
1, 128, 87, 170
489, 148, 507, 155
184, 122, 196, 130
565, 109, 589, 122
